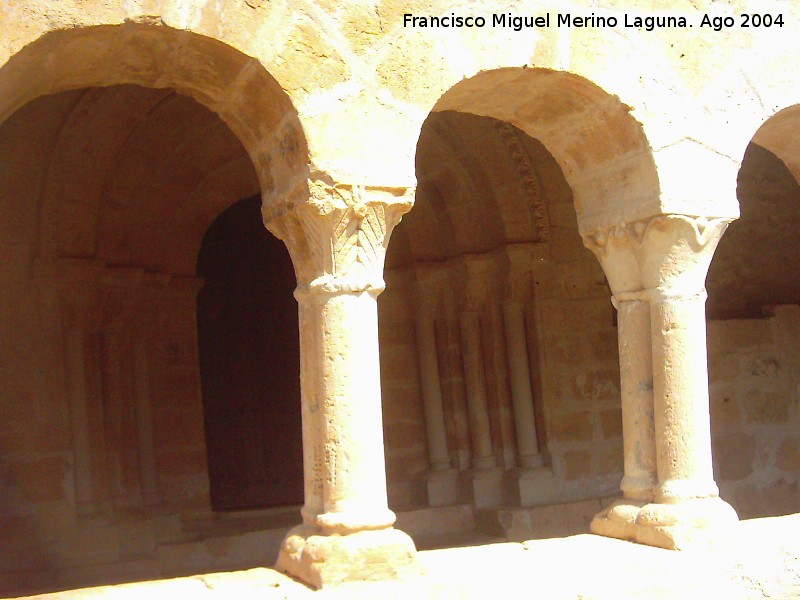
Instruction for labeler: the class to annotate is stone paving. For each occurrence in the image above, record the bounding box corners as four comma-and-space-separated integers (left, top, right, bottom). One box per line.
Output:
16, 514, 800, 600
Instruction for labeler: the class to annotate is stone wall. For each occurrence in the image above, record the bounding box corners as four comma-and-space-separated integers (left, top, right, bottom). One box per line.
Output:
0, 84, 254, 593
708, 307, 800, 519
379, 114, 624, 509
528, 142, 622, 502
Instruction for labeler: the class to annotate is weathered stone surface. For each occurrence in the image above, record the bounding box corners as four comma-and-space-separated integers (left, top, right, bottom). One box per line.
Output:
1, 0, 799, 594
548, 412, 594, 443
713, 433, 756, 481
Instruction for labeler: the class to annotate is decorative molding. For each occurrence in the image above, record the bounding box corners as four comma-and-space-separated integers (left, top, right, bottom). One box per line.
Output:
494, 121, 550, 243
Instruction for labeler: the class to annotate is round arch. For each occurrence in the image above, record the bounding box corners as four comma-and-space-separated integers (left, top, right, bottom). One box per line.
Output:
750, 104, 800, 184
708, 103, 800, 320
0, 22, 309, 203
429, 67, 660, 235
0, 21, 312, 589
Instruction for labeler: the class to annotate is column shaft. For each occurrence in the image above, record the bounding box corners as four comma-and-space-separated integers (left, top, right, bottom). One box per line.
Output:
101, 332, 126, 504
651, 291, 718, 501
296, 294, 324, 526
132, 337, 160, 506
460, 311, 495, 469
314, 288, 394, 532
64, 327, 96, 515
502, 301, 542, 469
415, 315, 451, 471
616, 298, 657, 501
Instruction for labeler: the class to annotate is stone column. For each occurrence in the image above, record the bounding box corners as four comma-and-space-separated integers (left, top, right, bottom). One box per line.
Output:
589, 288, 658, 539
50, 260, 105, 517
61, 288, 100, 516
130, 277, 166, 508
267, 181, 419, 588
457, 256, 504, 508
614, 294, 657, 502
459, 310, 495, 470
503, 300, 541, 469
503, 244, 555, 506
585, 215, 738, 549
99, 269, 147, 509
413, 268, 459, 506
131, 335, 159, 506
416, 313, 451, 471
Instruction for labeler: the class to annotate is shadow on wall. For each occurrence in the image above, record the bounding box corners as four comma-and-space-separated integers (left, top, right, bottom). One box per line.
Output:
706, 142, 800, 519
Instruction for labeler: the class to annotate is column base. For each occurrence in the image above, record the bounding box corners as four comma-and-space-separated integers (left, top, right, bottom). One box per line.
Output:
426, 468, 460, 507
463, 467, 504, 508
505, 467, 558, 507
276, 524, 421, 589
591, 496, 739, 550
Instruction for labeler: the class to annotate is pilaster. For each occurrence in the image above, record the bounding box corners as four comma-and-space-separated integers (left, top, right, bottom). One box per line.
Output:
413, 265, 459, 507
457, 254, 504, 508
502, 243, 557, 506
53, 260, 105, 517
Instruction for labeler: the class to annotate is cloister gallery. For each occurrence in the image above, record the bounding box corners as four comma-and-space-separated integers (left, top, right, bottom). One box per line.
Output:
0, 0, 798, 596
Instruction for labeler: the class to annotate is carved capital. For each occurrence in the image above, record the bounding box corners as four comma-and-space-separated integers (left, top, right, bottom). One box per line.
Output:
504, 242, 535, 302
459, 252, 503, 311
96, 268, 147, 334
413, 263, 450, 317
582, 214, 733, 298
266, 177, 414, 296
41, 259, 104, 331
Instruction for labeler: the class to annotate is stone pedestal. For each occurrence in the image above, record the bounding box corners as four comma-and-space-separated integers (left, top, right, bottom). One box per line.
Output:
463, 467, 504, 509
267, 181, 421, 588
507, 467, 558, 507
425, 468, 460, 507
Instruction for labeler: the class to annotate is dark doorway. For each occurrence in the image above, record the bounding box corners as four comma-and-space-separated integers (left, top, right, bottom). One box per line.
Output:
197, 196, 303, 510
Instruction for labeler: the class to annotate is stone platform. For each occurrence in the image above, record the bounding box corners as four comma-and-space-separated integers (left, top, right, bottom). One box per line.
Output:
12, 513, 800, 600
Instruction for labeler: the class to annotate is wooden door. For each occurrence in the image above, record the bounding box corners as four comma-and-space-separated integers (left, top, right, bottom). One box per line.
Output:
197, 196, 303, 510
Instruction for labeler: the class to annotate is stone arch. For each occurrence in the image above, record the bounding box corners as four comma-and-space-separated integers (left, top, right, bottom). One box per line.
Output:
429, 68, 660, 235
24, 84, 263, 271
750, 105, 800, 184
380, 68, 650, 512
708, 105, 800, 320
0, 22, 309, 206
704, 105, 800, 520
0, 22, 311, 592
